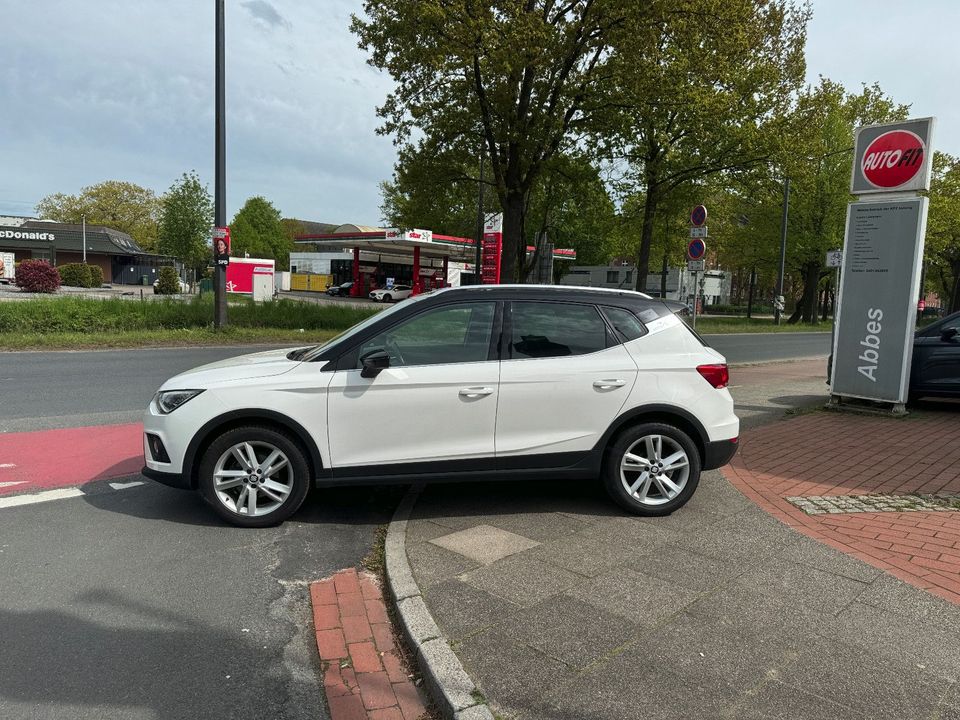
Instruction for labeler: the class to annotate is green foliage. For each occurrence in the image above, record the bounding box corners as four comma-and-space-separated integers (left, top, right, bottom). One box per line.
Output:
927, 152, 960, 312
230, 197, 293, 270
57, 263, 93, 288
35, 180, 161, 250
354, 0, 627, 280
87, 265, 104, 287
158, 172, 214, 273
0, 296, 378, 334
155, 266, 182, 295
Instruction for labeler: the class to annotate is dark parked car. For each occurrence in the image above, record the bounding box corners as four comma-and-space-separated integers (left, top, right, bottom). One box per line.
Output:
910, 311, 960, 400
326, 281, 353, 297
828, 311, 960, 400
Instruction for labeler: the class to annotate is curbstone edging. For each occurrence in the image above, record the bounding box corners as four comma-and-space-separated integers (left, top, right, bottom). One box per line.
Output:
384, 484, 495, 720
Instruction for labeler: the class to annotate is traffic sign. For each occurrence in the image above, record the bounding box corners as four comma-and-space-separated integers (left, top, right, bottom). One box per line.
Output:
687, 259, 705, 272
690, 226, 708, 238
690, 205, 708, 227
825, 249, 842, 268
687, 238, 706, 260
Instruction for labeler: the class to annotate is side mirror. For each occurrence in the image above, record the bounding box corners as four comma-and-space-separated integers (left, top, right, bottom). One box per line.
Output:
360, 349, 391, 378
942, 327, 959, 342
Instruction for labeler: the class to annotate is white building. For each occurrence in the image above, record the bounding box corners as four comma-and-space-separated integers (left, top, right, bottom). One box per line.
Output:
559, 263, 731, 306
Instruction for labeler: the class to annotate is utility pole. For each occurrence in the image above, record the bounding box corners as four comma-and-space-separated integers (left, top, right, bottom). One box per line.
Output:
474, 149, 484, 285
82, 214, 87, 264
775, 177, 790, 325
214, 0, 228, 328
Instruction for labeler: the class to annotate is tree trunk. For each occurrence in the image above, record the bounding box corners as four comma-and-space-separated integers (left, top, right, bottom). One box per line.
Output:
789, 260, 822, 324
500, 191, 525, 283
950, 258, 960, 314
634, 189, 658, 293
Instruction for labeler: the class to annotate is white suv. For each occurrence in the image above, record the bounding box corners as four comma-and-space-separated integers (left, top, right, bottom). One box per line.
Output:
142, 286, 739, 527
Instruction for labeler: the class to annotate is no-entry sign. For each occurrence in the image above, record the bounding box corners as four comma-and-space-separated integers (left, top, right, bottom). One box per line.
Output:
851, 118, 934, 195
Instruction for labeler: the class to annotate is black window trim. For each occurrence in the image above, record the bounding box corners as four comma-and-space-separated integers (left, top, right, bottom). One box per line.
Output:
599, 305, 649, 344
503, 299, 621, 361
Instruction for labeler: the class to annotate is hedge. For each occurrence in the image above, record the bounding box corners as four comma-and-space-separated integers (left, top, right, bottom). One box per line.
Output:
15, 260, 61, 293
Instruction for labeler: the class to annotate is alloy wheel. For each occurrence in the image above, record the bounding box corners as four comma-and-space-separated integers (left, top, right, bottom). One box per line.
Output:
212, 441, 294, 517
619, 434, 690, 506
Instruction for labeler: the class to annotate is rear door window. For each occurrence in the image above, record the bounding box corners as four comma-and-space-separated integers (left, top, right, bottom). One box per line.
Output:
509, 302, 611, 359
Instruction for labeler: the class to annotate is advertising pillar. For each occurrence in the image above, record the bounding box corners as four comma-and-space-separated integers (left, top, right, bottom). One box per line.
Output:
481, 213, 503, 284
831, 117, 935, 410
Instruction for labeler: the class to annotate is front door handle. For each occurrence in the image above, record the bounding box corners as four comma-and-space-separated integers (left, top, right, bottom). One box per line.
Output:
459, 386, 494, 398
593, 379, 626, 389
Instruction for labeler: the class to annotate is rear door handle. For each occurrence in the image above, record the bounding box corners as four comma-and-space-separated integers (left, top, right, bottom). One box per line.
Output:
593, 379, 626, 389
459, 386, 494, 398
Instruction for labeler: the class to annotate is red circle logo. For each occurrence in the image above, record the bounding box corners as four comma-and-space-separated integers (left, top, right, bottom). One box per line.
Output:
861, 130, 925, 188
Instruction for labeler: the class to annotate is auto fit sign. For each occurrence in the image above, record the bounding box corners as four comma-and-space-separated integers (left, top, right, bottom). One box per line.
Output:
851, 117, 934, 195
832, 118, 935, 408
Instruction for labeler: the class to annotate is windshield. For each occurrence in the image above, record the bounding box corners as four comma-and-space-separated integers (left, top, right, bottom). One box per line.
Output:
300, 291, 436, 362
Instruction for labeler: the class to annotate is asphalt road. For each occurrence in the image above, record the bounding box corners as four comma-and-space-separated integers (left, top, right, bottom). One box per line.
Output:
1, 332, 830, 431
0, 477, 401, 720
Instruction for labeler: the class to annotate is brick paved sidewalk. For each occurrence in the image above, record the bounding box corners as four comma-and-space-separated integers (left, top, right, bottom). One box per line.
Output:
310, 569, 428, 720
724, 409, 960, 604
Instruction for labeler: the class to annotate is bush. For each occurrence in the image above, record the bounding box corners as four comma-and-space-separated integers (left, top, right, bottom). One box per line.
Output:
58, 263, 93, 288
15, 260, 61, 293
88, 265, 104, 287
155, 266, 182, 295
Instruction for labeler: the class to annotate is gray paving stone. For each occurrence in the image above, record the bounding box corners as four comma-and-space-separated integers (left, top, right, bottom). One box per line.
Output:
674, 511, 802, 561
629, 544, 747, 592
582, 514, 678, 551
429, 524, 540, 565
729, 680, 858, 719
776, 536, 883, 583
549, 652, 743, 720
423, 579, 519, 642
831, 602, 960, 682
776, 635, 954, 720
735, 559, 871, 616
406, 518, 455, 545
459, 553, 583, 607
494, 594, 639, 668
856, 573, 960, 627
525, 533, 631, 578
484, 511, 591, 543
408, 538, 481, 591
564, 567, 701, 626
456, 626, 575, 720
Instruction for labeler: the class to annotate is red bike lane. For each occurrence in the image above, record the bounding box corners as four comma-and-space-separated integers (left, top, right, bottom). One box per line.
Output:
0, 423, 144, 496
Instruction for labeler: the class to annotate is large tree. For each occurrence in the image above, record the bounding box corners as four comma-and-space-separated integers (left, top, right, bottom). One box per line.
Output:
602, 0, 809, 292
157, 172, 213, 274
230, 197, 292, 269
36, 180, 161, 250
353, 0, 631, 281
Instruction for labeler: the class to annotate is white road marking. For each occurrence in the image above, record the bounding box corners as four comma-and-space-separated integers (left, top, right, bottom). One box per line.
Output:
0, 481, 27, 488
109, 480, 144, 490
0, 463, 17, 468
0, 487, 84, 509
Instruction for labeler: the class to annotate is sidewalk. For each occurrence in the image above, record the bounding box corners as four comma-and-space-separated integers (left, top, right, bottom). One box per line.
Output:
400, 359, 960, 719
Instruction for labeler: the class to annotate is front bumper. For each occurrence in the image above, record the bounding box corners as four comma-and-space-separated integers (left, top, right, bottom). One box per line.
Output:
142, 465, 192, 490
703, 437, 739, 470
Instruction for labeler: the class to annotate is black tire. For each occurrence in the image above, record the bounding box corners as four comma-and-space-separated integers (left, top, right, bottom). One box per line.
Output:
384, 294, 392, 303
603, 422, 701, 516
197, 425, 311, 528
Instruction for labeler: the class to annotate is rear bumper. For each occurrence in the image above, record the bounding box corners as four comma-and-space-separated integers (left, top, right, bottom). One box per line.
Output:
141, 465, 192, 491
703, 437, 739, 470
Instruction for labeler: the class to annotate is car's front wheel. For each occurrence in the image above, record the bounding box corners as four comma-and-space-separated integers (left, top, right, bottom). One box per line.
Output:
383, 294, 393, 303
198, 426, 310, 527
604, 422, 701, 516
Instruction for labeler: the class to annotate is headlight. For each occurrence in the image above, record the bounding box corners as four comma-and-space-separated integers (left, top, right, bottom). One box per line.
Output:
155, 389, 204, 414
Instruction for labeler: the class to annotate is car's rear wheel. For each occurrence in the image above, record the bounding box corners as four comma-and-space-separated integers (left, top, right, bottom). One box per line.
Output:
198, 426, 310, 527
604, 422, 701, 516
384, 294, 392, 303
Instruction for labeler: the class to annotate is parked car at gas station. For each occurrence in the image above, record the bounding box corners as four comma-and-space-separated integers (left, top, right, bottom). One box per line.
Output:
326, 281, 353, 297
369, 284, 412, 303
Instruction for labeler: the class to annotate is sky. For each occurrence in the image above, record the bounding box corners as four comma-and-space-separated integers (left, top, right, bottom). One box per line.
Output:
0, 0, 957, 227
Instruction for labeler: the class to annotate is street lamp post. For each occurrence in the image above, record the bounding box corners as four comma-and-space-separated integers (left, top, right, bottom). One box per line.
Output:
214, 0, 228, 328
82, 214, 87, 264
775, 177, 790, 325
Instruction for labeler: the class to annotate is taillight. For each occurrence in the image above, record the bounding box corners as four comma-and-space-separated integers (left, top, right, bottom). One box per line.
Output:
697, 363, 729, 389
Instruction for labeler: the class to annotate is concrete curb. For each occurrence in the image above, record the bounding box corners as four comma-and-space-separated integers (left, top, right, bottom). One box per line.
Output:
384, 484, 495, 720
